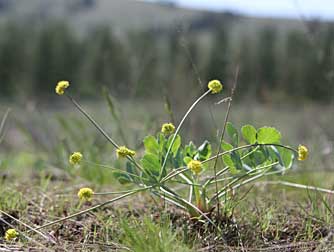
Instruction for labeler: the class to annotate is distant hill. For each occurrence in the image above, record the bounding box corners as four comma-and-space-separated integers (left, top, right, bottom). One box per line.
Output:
0, 0, 310, 33
0, 0, 209, 31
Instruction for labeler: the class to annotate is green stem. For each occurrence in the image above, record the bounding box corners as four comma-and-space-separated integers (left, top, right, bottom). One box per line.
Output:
153, 191, 187, 210
256, 180, 334, 194
0, 108, 10, 144
0, 210, 54, 244
215, 170, 283, 201
159, 90, 211, 181
82, 160, 149, 183
204, 144, 297, 164
202, 146, 260, 188
211, 66, 239, 217
193, 176, 202, 208
67, 95, 119, 149
161, 144, 293, 186
36, 187, 152, 230
208, 162, 279, 204
159, 186, 219, 230
66, 94, 150, 178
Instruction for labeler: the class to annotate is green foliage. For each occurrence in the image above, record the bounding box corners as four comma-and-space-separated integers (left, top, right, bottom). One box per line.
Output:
257, 127, 281, 144
222, 123, 292, 175
141, 153, 161, 177
144, 135, 160, 156
226, 122, 239, 147
120, 217, 191, 252
194, 140, 212, 161
0, 187, 27, 212
241, 125, 257, 144
108, 120, 294, 216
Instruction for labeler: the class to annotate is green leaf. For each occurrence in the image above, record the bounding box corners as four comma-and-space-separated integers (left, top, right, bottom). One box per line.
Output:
231, 152, 243, 170
278, 147, 294, 169
226, 122, 239, 146
252, 150, 266, 166
257, 127, 281, 144
126, 162, 139, 183
269, 146, 283, 165
194, 140, 212, 161
221, 141, 233, 151
222, 154, 239, 174
241, 125, 257, 144
184, 141, 197, 158
113, 171, 131, 184
143, 135, 159, 155
259, 146, 270, 159
158, 133, 166, 153
141, 153, 161, 176
183, 156, 192, 165
167, 134, 181, 157
172, 150, 183, 168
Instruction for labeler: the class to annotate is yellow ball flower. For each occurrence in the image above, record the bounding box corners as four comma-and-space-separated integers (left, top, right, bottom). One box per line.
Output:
298, 145, 308, 161
78, 187, 94, 201
116, 146, 136, 159
161, 123, 175, 135
55, 80, 70, 95
69, 152, 83, 165
187, 160, 202, 175
208, 80, 223, 94
5, 229, 18, 241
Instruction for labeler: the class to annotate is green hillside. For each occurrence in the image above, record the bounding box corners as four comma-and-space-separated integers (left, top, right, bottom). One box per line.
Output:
0, 0, 206, 31
0, 0, 307, 34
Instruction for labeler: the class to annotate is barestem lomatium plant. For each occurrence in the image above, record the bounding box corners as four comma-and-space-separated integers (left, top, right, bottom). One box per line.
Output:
54, 79, 308, 222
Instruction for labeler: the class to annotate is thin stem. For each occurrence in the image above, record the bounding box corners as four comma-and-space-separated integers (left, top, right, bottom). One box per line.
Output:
167, 179, 202, 187
161, 167, 189, 183
153, 191, 187, 210
94, 188, 150, 195
102, 87, 129, 146
212, 66, 239, 216
216, 170, 284, 200
161, 144, 294, 186
0, 108, 10, 143
159, 186, 221, 232
205, 143, 297, 164
82, 160, 149, 182
0, 217, 49, 250
255, 180, 334, 194
67, 94, 119, 149
66, 94, 148, 176
36, 187, 152, 230
203, 146, 260, 188
159, 89, 211, 181
0, 210, 55, 244
180, 37, 219, 131
209, 162, 279, 204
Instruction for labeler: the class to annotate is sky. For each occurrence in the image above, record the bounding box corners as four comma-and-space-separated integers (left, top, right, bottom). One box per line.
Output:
145, 0, 334, 20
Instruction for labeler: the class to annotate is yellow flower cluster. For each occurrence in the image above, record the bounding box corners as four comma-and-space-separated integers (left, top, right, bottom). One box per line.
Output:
5, 229, 18, 241
69, 152, 83, 165
208, 80, 223, 94
298, 145, 308, 161
78, 187, 94, 201
116, 146, 136, 159
161, 123, 175, 135
187, 160, 202, 175
55, 80, 70, 95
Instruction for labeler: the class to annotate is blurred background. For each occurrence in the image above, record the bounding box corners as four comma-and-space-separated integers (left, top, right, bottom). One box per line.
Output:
0, 0, 333, 182
0, 0, 333, 102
